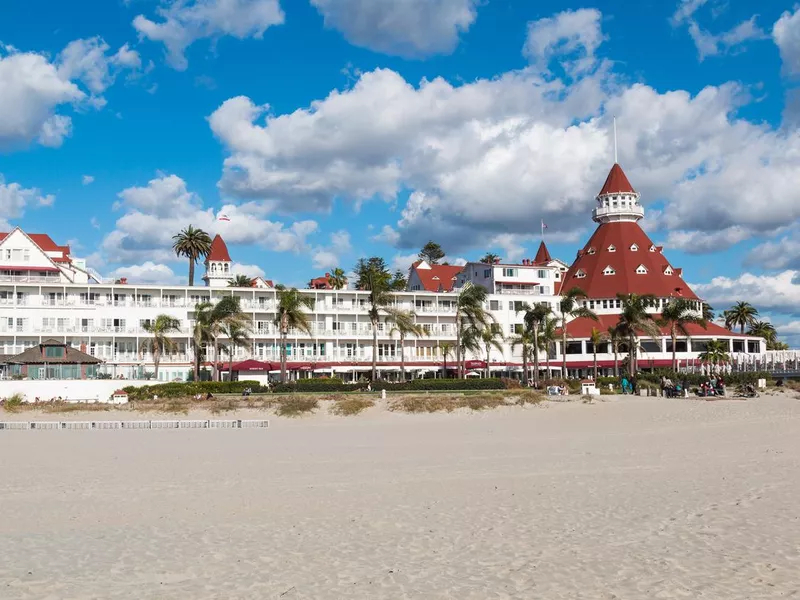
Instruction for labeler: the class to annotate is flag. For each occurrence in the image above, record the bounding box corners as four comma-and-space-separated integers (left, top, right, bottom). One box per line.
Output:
218, 214, 230, 222
541, 220, 548, 229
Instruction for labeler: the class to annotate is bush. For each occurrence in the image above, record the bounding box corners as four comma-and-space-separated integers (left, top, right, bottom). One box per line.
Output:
1, 393, 24, 413
514, 390, 544, 405
330, 397, 374, 416
272, 378, 506, 394
501, 377, 522, 389
123, 380, 264, 401
275, 397, 318, 417
296, 377, 344, 387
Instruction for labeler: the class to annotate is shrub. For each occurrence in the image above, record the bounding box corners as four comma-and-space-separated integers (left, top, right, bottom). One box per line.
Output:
514, 390, 544, 405
2, 393, 24, 413
330, 397, 374, 416
501, 377, 522, 389
296, 377, 344, 387
210, 399, 238, 414
275, 397, 318, 417
123, 380, 264, 401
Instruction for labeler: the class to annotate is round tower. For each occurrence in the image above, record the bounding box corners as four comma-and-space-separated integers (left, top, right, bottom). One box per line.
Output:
592, 163, 644, 224
203, 234, 232, 288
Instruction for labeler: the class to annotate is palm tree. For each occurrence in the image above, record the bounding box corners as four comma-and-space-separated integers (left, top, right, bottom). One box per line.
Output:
140, 314, 182, 380
509, 327, 535, 385
327, 268, 348, 290
589, 327, 605, 380
724, 302, 759, 334
747, 320, 777, 347
616, 293, 660, 377
658, 298, 707, 371
221, 320, 252, 381
525, 303, 551, 387
536, 314, 560, 381
172, 225, 212, 286
459, 323, 482, 375
274, 286, 315, 383
480, 325, 505, 379
439, 342, 454, 378
191, 301, 214, 381
208, 296, 250, 381
699, 339, 730, 372
385, 309, 428, 380
228, 274, 254, 288
702, 303, 715, 321
479, 253, 501, 264
355, 258, 393, 382
607, 325, 622, 378
454, 283, 492, 378
558, 288, 597, 377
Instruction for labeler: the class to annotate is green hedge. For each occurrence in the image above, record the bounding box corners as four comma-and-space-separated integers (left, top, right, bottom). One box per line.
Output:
271, 378, 506, 394
124, 380, 264, 401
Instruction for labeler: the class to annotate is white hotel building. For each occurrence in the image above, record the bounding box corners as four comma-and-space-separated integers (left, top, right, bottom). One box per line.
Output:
0, 162, 769, 382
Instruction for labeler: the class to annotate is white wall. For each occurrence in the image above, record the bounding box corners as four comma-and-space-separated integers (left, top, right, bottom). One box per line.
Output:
0, 380, 154, 403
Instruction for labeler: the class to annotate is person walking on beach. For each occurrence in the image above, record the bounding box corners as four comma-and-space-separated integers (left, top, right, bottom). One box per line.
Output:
621, 375, 630, 394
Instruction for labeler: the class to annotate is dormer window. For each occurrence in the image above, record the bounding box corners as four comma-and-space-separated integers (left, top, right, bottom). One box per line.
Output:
586, 247, 596, 255
636, 264, 648, 275
664, 266, 673, 275
607, 245, 616, 252
602, 266, 616, 276
575, 269, 586, 279
649, 245, 657, 252
630, 244, 639, 251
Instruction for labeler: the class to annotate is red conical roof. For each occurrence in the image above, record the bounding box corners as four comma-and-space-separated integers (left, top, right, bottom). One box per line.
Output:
533, 240, 552, 265
207, 234, 231, 262
598, 163, 636, 196
560, 221, 698, 300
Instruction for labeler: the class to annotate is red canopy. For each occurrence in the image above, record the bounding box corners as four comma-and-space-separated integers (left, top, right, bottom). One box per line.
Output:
231, 359, 273, 372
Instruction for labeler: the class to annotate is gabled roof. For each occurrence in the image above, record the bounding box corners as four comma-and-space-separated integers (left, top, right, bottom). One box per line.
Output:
533, 241, 552, 265
412, 263, 464, 292
207, 235, 231, 262
598, 163, 636, 196
560, 221, 699, 300
557, 314, 749, 339
9, 339, 103, 365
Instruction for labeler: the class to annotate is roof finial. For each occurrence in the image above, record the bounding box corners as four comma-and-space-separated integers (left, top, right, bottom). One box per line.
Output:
613, 115, 618, 164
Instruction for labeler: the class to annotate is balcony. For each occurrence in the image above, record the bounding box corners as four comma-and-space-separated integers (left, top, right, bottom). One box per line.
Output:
0, 274, 62, 283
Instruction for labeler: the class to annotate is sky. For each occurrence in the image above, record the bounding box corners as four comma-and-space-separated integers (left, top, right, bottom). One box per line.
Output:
2, 0, 800, 343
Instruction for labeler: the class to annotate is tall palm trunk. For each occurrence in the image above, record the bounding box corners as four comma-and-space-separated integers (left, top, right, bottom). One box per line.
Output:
188, 259, 195, 287
399, 333, 406, 381
629, 334, 637, 377
153, 345, 161, 380
532, 327, 540, 387
371, 314, 378, 382
455, 317, 462, 379
213, 339, 220, 381
442, 351, 448, 379
593, 346, 598, 380
485, 345, 491, 379
561, 320, 568, 379
613, 343, 619, 378
280, 327, 288, 383
671, 329, 678, 372
229, 342, 235, 382
521, 341, 529, 386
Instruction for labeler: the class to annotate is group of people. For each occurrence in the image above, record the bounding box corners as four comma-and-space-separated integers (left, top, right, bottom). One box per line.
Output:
698, 375, 726, 397
620, 375, 638, 395
659, 376, 685, 398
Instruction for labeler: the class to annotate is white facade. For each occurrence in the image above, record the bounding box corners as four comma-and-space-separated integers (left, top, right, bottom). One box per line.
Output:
457, 260, 563, 296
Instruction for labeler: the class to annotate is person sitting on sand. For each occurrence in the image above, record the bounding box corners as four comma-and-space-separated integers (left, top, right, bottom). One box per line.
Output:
206, 392, 213, 400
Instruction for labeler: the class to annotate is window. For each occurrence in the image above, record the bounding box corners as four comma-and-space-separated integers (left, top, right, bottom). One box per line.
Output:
537, 270, 547, 278
483, 269, 491, 278
566, 341, 583, 354
666, 340, 688, 353
640, 341, 661, 353
513, 323, 523, 335
602, 266, 615, 276
586, 247, 596, 255
630, 244, 639, 251
607, 245, 616, 252
513, 301, 525, 312
503, 268, 517, 277
489, 300, 500, 311
575, 269, 586, 279
602, 300, 608, 309
44, 346, 64, 358
649, 245, 657, 252
664, 266, 673, 275
23, 249, 30, 262
636, 265, 648, 275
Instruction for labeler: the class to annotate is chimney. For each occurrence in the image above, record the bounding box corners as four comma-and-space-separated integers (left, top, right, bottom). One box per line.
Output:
119, 277, 127, 285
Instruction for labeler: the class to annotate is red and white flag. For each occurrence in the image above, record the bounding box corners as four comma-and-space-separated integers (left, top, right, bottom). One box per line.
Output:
541, 220, 548, 229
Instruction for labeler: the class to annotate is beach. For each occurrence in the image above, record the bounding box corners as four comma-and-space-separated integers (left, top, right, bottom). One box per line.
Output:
1, 394, 799, 599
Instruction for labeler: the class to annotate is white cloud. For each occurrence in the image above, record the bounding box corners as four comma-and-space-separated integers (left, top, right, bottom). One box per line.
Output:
745, 230, 800, 270
671, 1, 766, 60
90, 216, 100, 229
774, 7, 800, 75
231, 262, 266, 279
311, 230, 351, 270
692, 271, 800, 315
391, 252, 420, 273
82, 175, 95, 186
0, 39, 139, 149
111, 261, 181, 284
0, 175, 55, 226
371, 224, 400, 245
524, 8, 605, 75
102, 173, 317, 265
663, 226, 751, 254
310, 0, 478, 58
134, 0, 284, 70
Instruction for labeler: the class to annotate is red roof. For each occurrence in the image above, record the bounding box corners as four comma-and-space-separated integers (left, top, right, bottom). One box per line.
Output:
533, 241, 552, 264
207, 235, 231, 262
560, 221, 699, 300
309, 274, 332, 289
412, 263, 464, 292
0, 265, 60, 272
558, 314, 749, 339
598, 163, 636, 196
0, 231, 70, 259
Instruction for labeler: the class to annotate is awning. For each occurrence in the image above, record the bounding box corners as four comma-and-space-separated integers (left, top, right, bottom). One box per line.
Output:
232, 359, 273, 372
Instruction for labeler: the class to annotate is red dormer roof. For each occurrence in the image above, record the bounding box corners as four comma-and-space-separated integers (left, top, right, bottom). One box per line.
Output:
533, 240, 552, 265
413, 263, 464, 292
560, 221, 699, 300
207, 235, 231, 262
598, 163, 636, 196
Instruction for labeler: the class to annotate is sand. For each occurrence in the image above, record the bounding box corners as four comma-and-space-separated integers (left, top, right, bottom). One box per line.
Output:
1, 394, 799, 599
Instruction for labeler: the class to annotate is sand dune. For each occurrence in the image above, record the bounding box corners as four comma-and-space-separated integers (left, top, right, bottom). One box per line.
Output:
1, 394, 799, 599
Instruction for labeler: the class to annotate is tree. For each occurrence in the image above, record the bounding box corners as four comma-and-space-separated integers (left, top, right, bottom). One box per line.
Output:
747, 320, 786, 350
354, 257, 393, 381
536, 314, 560, 380
228, 274, 254, 288
209, 296, 250, 381
140, 314, 182, 379
589, 327, 605, 380
509, 327, 534, 386
480, 325, 505, 379
607, 325, 622, 378
172, 225, 212, 287
273, 286, 315, 383
454, 282, 492, 378
191, 302, 214, 381
327, 268, 348, 290
526, 303, 551, 387
222, 320, 252, 381
439, 342, 454, 378
724, 302, 758, 334
616, 293, 660, 377
458, 323, 482, 375
479, 253, 501, 264
558, 288, 597, 377
390, 269, 407, 291
658, 298, 707, 371
385, 309, 427, 380
418, 241, 445, 265
699, 339, 730, 372
702, 303, 715, 321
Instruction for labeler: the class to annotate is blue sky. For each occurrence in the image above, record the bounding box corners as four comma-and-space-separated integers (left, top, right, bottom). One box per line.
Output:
2, 0, 800, 341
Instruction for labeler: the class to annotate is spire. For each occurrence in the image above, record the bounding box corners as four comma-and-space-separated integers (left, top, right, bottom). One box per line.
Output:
207, 234, 231, 262
593, 163, 643, 224
598, 163, 636, 196
533, 240, 552, 265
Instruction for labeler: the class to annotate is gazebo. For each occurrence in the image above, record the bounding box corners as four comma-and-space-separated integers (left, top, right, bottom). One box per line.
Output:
6, 339, 102, 380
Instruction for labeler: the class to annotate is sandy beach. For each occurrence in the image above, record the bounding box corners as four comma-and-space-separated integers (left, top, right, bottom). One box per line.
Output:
1, 394, 799, 599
